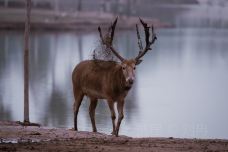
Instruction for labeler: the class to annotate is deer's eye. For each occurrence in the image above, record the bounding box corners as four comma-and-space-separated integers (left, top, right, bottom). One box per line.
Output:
133, 67, 136, 70
122, 67, 126, 70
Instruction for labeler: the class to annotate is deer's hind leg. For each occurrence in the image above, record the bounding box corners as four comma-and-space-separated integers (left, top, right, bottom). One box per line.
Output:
89, 98, 98, 132
73, 87, 84, 131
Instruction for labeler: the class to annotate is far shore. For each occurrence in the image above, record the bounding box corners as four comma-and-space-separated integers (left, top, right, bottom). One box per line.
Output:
0, 120, 228, 152
0, 8, 170, 31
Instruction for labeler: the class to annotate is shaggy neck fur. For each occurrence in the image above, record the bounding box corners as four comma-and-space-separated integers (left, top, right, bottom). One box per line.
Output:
111, 65, 131, 96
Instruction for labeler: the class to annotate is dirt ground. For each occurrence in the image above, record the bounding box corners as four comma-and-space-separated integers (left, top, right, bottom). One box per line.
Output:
0, 121, 228, 152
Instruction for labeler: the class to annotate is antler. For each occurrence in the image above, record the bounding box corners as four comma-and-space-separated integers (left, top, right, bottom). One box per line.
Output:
98, 17, 125, 62
135, 18, 157, 63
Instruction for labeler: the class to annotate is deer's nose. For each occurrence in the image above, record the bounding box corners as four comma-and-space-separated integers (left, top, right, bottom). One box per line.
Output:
128, 79, 134, 85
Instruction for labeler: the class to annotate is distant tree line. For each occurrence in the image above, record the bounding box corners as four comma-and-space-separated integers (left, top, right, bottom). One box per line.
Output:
0, 0, 199, 10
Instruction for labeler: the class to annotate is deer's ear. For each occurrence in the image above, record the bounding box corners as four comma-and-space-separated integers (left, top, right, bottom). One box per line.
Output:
136, 59, 142, 65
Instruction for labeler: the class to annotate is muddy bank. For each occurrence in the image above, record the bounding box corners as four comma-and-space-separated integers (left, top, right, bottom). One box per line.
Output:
0, 121, 228, 152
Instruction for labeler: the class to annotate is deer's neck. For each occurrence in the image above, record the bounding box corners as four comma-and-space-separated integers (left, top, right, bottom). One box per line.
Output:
112, 66, 130, 94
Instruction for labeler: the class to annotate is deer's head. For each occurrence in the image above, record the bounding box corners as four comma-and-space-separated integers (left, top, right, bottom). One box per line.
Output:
98, 17, 157, 87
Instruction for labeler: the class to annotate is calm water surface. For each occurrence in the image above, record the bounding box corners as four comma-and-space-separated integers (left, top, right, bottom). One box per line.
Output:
0, 28, 228, 139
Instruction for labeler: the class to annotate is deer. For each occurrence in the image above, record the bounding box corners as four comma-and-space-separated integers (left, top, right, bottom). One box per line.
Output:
72, 17, 157, 137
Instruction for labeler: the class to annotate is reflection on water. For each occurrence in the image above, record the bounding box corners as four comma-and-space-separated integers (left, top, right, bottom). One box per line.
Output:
0, 28, 228, 139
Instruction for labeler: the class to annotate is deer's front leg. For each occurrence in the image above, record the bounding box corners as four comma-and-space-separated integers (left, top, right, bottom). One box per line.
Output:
89, 98, 98, 132
108, 101, 116, 135
116, 100, 124, 137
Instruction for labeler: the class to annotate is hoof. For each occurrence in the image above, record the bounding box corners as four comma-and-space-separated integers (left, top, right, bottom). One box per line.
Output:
111, 131, 115, 135
111, 131, 118, 137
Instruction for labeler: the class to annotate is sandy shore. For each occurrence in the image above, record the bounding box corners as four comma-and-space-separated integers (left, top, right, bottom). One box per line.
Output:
0, 121, 228, 152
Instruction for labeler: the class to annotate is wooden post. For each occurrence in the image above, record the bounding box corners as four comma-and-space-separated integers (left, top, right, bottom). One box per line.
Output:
24, 0, 31, 124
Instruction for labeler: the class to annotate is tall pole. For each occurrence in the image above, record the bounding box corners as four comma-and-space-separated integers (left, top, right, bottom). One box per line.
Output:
24, 0, 31, 123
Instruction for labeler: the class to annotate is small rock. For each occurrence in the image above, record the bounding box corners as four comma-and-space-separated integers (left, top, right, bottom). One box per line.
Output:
168, 137, 174, 139
29, 132, 41, 135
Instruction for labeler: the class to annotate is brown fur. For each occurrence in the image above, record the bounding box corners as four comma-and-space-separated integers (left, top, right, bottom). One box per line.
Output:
72, 59, 136, 136
72, 18, 156, 137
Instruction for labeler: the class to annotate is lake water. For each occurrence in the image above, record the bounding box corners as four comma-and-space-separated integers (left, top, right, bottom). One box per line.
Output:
0, 28, 228, 139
